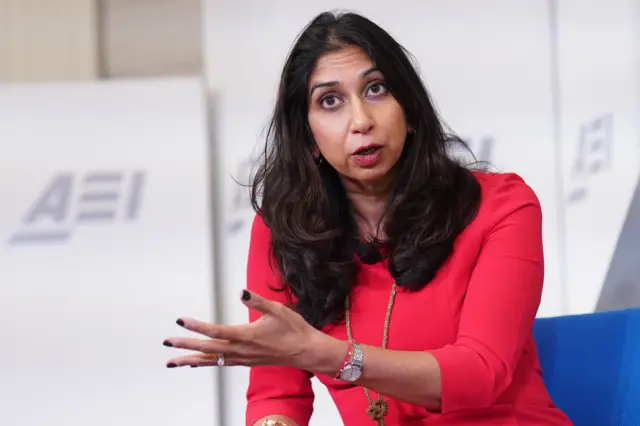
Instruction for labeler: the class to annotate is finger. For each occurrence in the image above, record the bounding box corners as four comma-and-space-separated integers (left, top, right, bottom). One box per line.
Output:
166, 353, 251, 368
163, 337, 231, 354
190, 356, 252, 368
167, 353, 224, 368
240, 289, 287, 317
175, 317, 246, 341
166, 353, 214, 368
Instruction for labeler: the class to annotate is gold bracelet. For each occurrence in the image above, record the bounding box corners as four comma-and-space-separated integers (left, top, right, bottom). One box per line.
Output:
262, 421, 289, 426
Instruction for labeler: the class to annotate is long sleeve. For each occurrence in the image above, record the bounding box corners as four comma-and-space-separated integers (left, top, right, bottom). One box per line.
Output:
245, 214, 315, 426
429, 174, 545, 413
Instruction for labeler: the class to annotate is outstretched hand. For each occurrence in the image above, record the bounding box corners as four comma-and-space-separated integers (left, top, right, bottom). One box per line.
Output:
164, 290, 341, 372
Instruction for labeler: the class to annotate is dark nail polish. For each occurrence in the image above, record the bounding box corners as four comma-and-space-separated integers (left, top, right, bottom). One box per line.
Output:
241, 290, 251, 301
167, 363, 177, 368
190, 365, 198, 368
176, 319, 184, 327
163, 340, 173, 347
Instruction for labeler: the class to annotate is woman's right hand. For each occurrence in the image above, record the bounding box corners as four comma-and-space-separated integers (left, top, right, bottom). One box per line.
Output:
253, 415, 300, 426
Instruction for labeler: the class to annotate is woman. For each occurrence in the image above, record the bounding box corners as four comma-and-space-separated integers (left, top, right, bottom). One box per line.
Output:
164, 11, 574, 426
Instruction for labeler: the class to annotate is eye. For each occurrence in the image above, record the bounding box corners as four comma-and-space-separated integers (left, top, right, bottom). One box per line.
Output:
366, 82, 388, 97
320, 94, 343, 109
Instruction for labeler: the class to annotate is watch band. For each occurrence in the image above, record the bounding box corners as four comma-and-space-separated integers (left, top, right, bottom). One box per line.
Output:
351, 342, 364, 369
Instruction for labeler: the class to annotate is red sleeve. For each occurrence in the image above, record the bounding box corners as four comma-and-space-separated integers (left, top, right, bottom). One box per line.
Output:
245, 214, 315, 426
429, 174, 544, 413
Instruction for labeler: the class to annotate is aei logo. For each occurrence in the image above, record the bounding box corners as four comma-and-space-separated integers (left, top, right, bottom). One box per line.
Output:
7, 170, 146, 245
467, 135, 495, 163
451, 135, 496, 164
567, 114, 613, 203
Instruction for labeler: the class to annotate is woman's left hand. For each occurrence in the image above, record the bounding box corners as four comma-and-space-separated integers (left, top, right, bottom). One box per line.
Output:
163, 290, 342, 372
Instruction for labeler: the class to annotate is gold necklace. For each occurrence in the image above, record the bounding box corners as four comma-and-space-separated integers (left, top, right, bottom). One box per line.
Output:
345, 281, 397, 426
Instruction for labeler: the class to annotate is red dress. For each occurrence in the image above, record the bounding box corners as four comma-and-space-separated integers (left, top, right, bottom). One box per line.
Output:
245, 172, 573, 426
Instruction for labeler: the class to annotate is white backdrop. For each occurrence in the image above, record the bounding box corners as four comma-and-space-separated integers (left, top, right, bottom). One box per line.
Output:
0, 77, 220, 426
205, 1, 568, 424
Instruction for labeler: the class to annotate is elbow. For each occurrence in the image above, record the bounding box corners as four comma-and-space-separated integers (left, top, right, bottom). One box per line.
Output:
448, 370, 506, 411
430, 343, 512, 413
426, 395, 443, 413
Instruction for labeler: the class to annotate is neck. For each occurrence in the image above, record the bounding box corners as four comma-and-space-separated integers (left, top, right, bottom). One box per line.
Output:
341, 177, 393, 240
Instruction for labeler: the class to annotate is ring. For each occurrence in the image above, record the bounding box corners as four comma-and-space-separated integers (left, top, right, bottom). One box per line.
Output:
216, 353, 225, 367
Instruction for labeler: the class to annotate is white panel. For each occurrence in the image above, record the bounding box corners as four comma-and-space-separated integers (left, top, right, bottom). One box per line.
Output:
205, 1, 560, 425
0, 0, 98, 82
0, 78, 219, 426
556, 0, 640, 314
637, 0, 640, 167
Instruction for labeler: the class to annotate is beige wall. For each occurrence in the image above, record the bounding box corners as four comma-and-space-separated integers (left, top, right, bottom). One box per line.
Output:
0, 0, 99, 82
98, 0, 202, 78
0, 0, 202, 83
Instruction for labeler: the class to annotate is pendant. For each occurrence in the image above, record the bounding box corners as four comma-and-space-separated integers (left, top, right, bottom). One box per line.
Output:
366, 397, 389, 424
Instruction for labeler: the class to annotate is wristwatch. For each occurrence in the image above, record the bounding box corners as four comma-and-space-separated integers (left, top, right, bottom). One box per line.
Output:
337, 342, 364, 382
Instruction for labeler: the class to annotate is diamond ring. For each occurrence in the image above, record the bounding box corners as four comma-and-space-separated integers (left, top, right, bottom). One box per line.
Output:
216, 353, 225, 367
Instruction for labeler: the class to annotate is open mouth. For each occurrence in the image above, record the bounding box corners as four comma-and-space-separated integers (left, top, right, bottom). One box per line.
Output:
354, 145, 381, 155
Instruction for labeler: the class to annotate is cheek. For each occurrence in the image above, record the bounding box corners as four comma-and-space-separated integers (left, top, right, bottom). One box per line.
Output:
386, 107, 408, 146
308, 113, 349, 154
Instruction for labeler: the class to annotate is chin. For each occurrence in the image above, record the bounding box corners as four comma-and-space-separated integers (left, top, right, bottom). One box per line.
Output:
354, 166, 394, 183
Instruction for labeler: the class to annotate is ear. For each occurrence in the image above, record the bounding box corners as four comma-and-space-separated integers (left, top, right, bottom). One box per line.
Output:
407, 125, 415, 134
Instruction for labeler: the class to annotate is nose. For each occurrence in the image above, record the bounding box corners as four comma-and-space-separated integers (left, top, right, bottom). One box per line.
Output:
349, 99, 374, 135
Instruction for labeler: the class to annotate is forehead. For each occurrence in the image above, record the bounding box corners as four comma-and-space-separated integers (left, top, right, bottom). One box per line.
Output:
309, 46, 375, 83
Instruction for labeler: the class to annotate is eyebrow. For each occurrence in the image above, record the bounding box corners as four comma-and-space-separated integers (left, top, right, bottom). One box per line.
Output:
309, 66, 381, 97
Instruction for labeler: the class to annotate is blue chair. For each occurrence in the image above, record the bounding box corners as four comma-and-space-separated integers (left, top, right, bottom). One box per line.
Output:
533, 308, 640, 426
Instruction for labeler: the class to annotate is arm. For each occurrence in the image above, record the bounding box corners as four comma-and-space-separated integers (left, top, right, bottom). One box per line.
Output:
310, 177, 545, 413
246, 215, 314, 426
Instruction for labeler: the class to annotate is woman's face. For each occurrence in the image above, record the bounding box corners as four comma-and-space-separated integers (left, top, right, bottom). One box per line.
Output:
307, 46, 408, 187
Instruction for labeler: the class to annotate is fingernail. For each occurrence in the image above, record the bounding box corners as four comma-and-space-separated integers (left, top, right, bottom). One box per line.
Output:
176, 319, 185, 327
167, 363, 177, 368
163, 340, 173, 347
241, 290, 251, 301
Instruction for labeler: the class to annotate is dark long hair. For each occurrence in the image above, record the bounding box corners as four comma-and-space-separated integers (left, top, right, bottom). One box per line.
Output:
250, 11, 482, 329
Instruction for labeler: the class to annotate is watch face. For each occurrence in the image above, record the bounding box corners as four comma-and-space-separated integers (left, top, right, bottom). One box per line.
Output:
340, 365, 362, 382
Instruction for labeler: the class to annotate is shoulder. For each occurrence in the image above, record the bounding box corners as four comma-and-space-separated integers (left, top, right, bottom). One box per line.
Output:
250, 212, 271, 242
472, 170, 540, 205
248, 213, 273, 264
470, 170, 542, 230
248, 213, 274, 269
247, 213, 291, 304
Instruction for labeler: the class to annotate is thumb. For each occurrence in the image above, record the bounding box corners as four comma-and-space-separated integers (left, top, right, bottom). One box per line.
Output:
241, 289, 285, 317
